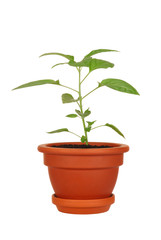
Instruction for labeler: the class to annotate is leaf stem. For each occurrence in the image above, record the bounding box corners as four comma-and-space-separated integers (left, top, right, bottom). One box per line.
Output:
78, 67, 88, 145
91, 125, 105, 130
59, 84, 79, 93
68, 131, 81, 138
81, 71, 90, 84
76, 101, 80, 108
82, 86, 100, 99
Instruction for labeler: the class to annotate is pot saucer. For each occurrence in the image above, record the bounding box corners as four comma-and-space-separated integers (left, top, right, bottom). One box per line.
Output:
52, 194, 115, 214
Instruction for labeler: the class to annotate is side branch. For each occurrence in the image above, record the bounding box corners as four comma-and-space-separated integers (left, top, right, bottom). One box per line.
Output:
81, 72, 90, 84
60, 84, 79, 93
68, 131, 81, 138
91, 125, 105, 131
82, 86, 100, 99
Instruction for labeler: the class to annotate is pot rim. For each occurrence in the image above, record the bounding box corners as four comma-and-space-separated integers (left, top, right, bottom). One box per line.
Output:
38, 142, 129, 156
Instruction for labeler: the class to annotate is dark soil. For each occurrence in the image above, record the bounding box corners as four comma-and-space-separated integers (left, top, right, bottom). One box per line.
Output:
51, 144, 112, 149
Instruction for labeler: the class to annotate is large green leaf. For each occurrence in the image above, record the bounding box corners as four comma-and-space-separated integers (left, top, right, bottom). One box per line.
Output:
105, 123, 125, 138
84, 49, 118, 59
99, 78, 139, 95
68, 58, 92, 68
69, 58, 114, 72
66, 114, 78, 118
12, 79, 60, 90
39, 52, 74, 61
62, 93, 77, 103
47, 128, 69, 134
89, 59, 114, 72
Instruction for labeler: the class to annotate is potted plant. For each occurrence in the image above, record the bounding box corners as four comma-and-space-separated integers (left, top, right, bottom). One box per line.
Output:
13, 49, 139, 214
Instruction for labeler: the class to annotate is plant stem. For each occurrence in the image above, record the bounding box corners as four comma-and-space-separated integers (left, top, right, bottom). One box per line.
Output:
78, 67, 88, 145
82, 86, 100, 99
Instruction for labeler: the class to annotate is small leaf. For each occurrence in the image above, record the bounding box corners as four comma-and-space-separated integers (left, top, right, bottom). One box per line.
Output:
39, 52, 74, 61
84, 49, 118, 59
51, 62, 68, 69
66, 114, 78, 118
12, 79, 60, 90
99, 78, 139, 95
85, 127, 91, 132
83, 109, 91, 117
75, 109, 91, 118
89, 59, 114, 72
47, 128, 69, 134
105, 123, 125, 138
85, 121, 96, 132
81, 135, 87, 143
62, 93, 77, 103
75, 109, 82, 117
87, 121, 96, 126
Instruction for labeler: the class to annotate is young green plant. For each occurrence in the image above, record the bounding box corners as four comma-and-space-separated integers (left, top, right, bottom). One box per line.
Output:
13, 49, 139, 145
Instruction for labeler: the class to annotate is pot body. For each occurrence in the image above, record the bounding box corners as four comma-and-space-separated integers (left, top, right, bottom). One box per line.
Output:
38, 142, 129, 214
49, 166, 119, 200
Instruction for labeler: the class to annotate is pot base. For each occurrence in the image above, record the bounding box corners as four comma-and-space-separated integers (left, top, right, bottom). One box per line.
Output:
52, 194, 115, 214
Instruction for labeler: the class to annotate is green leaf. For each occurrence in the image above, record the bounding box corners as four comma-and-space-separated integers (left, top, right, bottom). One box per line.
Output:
62, 93, 77, 103
85, 121, 96, 132
84, 49, 118, 59
51, 62, 68, 69
12, 79, 60, 90
75, 109, 91, 118
83, 109, 91, 117
75, 109, 82, 117
47, 128, 69, 134
68, 58, 114, 72
99, 78, 139, 95
81, 135, 87, 143
39, 52, 74, 61
87, 121, 96, 126
105, 123, 125, 138
68, 57, 92, 68
89, 59, 114, 72
66, 114, 78, 118
85, 127, 91, 132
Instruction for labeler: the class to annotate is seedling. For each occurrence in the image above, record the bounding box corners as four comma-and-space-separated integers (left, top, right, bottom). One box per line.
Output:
13, 49, 139, 145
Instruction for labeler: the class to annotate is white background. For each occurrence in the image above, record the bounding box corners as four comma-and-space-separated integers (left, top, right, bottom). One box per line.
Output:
0, 0, 161, 239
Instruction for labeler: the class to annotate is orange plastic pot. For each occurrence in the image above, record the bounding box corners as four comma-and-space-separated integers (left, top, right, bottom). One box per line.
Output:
38, 142, 129, 214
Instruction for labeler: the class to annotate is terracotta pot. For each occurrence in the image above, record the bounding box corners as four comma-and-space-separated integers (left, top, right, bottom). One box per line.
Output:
38, 142, 129, 214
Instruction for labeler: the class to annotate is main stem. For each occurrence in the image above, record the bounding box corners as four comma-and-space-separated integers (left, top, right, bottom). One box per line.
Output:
78, 67, 88, 145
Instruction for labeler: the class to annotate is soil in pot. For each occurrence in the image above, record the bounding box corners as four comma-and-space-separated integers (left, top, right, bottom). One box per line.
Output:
51, 144, 112, 149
